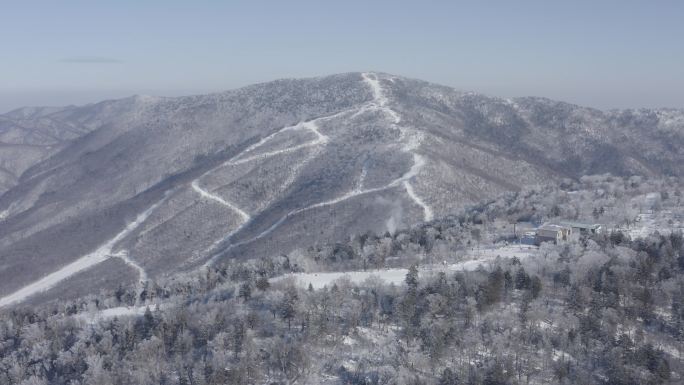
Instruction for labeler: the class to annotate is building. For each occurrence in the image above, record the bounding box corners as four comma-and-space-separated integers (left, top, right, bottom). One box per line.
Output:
560, 221, 604, 235
520, 231, 537, 245
536, 223, 573, 244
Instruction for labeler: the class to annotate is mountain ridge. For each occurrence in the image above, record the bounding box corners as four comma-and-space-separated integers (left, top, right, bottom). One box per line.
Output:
0, 71, 682, 307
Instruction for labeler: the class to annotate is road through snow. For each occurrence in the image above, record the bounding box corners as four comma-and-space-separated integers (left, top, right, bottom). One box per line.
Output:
273, 245, 537, 289
0, 195, 170, 308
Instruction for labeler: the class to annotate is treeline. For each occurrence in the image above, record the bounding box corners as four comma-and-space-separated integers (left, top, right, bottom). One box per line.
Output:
0, 175, 683, 384
1, 232, 682, 384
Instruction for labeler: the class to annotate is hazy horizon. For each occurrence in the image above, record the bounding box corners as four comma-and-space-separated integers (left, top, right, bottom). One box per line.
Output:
3, 0, 684, 113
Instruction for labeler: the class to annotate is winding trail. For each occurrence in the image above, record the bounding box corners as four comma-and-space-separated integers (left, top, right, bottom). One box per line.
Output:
229, 121, 329, 166
192, 180, 250, 221
0, 194, 170, 308
111, 251, 148, 283
361, 72, 433, 222
196, 115, 338, 266
203, 72, 435, 266
404, 181, 434, 221
0, 75, 434, 307
111, 250, 149, 304
203, 145, 432, 267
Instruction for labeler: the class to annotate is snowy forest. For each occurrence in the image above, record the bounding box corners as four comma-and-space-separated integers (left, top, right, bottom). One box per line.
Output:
1, 175, 683, 385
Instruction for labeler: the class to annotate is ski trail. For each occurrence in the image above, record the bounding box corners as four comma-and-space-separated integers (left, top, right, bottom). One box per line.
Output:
112, 250, 148, 283
356, 164, 368, 192
204, 75, 436, 266
229, 141, 317, 166
191, 116, 334, 218
204, 149, 426, 267
0, 194, 170, 308
203, 182, 396, 266
362, 72, 433, 222
111, 250, 149, 304
198, 116, 340, 267
192, 119, 332, 258
403, 181, 433, 221
229, 120, 330, 166
230, 123, 309, 165
191, 180, 250, 221
361, 72, 401, 124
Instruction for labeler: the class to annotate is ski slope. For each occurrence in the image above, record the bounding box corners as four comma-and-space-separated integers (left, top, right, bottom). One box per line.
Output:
191, 180, 250, 221
204, 149, 437, 266
199, 116, 336, 266
111, 250, 148, 283
203, 77, 437, 266
403, 181, 434, 221
229, 121, 329, 166
362, 72, 433, 223
0, 195, 170, 308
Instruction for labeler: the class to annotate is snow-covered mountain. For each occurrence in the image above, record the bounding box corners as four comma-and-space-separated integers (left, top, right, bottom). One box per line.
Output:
0, 72, 682, 306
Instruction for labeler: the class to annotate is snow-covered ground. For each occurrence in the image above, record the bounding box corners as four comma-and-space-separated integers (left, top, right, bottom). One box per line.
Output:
111, 250, 147, 283
191, 180, 250, 221
200, 118, 335, 267
614, 192, 684, 239
203, 150, 442, 267
75, 304, 160, 324
362, 72, 433, 223
403, 180, 433, 221
230, 121, 329, 166
200, 74, 436, 267
0, 194, 170, 308
273, 245, 537, 289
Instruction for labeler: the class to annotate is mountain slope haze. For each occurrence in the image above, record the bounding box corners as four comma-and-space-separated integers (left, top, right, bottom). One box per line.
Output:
0, 72, 682, 307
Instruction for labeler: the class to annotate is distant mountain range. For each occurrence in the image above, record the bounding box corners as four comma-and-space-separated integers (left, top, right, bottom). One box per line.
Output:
0, 72, 682, 307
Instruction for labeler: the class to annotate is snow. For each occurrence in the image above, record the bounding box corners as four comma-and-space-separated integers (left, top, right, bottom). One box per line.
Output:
275, 268, 409, 289
552, 349, 575, 362
361, 72, 433, 223
204, 153, 439, 266
228, 112, 335, 165
201, 76, 437, 267
356, 164, 368, 191
111, 250, 149, 303
191, 180, 250, 221
658, 344, 682, 359
403, 181, 433, 221
228, 123, 327, 166
203, 77, 441, 266
199, 114, 337, 267
111, 250, 147, 283
75, 304, 160, 323
273, 245, 537, 289
0, 209, 8, 221
613, 192, 684, 239
0, 194, 170, 308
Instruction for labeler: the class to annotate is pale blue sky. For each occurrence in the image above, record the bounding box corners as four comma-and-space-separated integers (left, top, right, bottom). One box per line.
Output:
2, 0, 683, 112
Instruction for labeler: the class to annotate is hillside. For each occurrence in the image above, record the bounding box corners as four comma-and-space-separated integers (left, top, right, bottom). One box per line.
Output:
1, 175, 682, 384
0, 72, 683, 307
